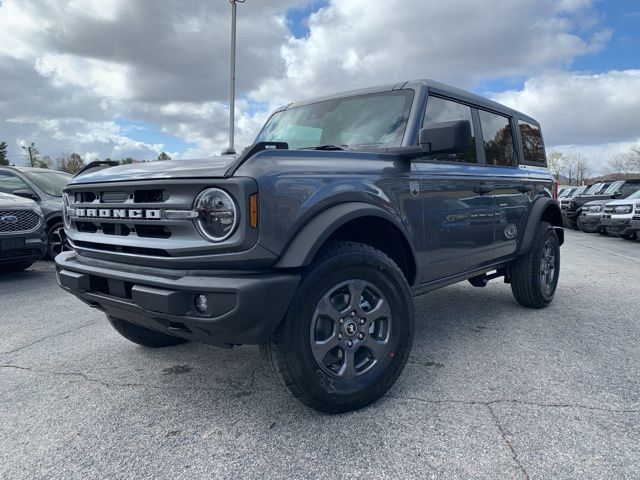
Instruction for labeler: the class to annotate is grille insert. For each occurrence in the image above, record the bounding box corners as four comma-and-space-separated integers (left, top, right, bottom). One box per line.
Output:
0, 210, 40, 233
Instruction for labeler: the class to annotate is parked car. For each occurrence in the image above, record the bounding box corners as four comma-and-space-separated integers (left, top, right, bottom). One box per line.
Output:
0, 192, 46, 272
56, 79, 563, 413
560, 185, 588, 218
563, 179, 640, 230
577, 199, 612, 234
0, 167, 72, 258
600, 189, 640, 240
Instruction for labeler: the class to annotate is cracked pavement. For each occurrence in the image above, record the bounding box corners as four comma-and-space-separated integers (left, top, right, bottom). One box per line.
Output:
1, 230, 639, 479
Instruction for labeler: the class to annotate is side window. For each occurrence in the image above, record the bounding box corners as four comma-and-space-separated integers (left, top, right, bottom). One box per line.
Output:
0, 171, 30, 194
478, 110, 515, 167
422, 96, 477, 163
518, 120, 546, 165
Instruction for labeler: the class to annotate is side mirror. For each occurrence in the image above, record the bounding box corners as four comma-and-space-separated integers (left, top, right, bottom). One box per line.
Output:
419, 120, 471, 154
612, 190, 622, 198
12, 189, 39, 201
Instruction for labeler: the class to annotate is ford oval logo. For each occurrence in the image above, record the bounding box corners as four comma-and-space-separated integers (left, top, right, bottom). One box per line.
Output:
1, 215, 18, 224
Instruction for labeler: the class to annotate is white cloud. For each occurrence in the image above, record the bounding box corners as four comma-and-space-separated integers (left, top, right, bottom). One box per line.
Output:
0, 0, 636, 171
491, 70, 640, 170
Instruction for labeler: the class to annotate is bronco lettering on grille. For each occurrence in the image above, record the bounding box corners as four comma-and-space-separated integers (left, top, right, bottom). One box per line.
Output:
74, 208, 163, 220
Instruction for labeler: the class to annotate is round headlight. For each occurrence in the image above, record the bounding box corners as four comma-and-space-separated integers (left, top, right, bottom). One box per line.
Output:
194, 188, 238, 242
62, 192, 72, 229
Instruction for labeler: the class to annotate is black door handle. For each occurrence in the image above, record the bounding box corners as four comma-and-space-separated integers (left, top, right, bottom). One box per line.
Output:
473, 183, 494, 195
515, 183, 533, 193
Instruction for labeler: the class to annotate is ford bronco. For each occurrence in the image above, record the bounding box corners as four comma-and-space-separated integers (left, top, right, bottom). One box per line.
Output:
56, 79, 563, 412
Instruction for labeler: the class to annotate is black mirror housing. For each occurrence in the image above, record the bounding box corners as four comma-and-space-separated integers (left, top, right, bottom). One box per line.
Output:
419, 120, 471, 154
12, 189, 39, 201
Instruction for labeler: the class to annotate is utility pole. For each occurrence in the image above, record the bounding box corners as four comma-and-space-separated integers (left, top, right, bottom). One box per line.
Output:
222, 0, 245, 155
22, 142, 35, 167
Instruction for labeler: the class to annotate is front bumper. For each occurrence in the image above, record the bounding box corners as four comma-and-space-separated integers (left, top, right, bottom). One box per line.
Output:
579, 212, 603, 226
601, 215, 633, 234
55, 251, 300, 346
0, 231, 46, 265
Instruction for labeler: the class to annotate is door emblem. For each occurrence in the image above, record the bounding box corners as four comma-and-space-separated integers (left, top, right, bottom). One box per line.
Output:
504, 223, 518, 240
409, 181, 420, 198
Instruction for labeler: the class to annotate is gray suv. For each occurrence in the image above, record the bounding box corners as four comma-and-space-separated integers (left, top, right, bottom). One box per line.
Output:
0, 193, 46, 272
56, 79, 564, 412
0, 167, 72, 258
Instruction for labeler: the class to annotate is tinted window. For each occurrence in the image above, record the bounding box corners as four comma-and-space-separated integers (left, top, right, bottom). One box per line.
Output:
258, 90, 414, 149
518, 120, 545, 165
479, 110, 515, 167
422, 96, 476, 163
0, 171, 31, 194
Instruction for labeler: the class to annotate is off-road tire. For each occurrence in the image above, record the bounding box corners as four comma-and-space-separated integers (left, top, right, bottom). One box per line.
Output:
564, 218, 578, 230
510, 222, 560, 308
606, 227, 621, 238
46, 221, 69, 259
260, 241, 414, 414
621, 231, 637, 241
0, 261, 34, 273
107, 315, 188, 348
577, 217, 599, 233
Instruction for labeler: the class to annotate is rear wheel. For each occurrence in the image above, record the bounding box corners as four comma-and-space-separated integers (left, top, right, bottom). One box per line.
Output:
510, 222, 560, 308
107, 315, 189, 348
261, 241, 414, 413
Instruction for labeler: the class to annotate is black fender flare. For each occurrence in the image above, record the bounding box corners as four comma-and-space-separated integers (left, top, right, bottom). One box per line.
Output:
517, 198, 564, 256
275, 202, 417, 274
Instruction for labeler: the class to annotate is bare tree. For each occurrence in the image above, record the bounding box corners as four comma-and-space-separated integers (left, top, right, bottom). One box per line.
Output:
563, 154, 577, 185
606, 145, 640, 174
574, 154, 592, 185
56, 153, 85, 174
547, 151, 565, 180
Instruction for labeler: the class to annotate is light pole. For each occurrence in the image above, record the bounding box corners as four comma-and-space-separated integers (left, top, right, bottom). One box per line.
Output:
222, 0, 245, 155
22, 142, 35, 167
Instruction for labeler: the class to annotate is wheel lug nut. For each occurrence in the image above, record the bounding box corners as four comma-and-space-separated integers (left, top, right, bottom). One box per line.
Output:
359, 318, 366, 325
337, 333, 343, 340
339, 318, 344, 324
346, 340, 353, 347
357, 333, 364, 340
350, 311, 356, 317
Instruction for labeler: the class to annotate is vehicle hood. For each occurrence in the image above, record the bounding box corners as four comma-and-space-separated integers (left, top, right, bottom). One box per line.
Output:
572, 194, 616, 205
605, 197, 640, 206
582, 199, 612, 207
0, 192, 38, 208
71, 156, 239, 185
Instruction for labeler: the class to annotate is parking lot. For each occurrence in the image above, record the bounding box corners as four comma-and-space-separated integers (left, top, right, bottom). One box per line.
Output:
1, 229, 638, 479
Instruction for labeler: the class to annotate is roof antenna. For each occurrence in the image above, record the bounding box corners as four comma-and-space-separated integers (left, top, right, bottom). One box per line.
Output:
222, 0, 245, 155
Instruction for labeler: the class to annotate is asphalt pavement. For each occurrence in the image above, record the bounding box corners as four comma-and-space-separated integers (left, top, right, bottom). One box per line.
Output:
1, 230, 639, 479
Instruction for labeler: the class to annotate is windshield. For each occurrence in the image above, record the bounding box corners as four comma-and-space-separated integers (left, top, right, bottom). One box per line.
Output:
604, 181, 624, 194
23, 170, 72, 196
585, 183, 602, 194
626, 189, 640, 200
257, 90, 414, 150
573, 185, 588, 196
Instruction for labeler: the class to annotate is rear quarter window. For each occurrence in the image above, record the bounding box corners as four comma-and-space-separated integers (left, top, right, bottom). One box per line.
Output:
518, 120, 546, 166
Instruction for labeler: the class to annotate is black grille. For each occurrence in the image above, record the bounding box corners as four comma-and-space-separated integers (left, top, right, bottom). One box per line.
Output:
0, 210, 40, 233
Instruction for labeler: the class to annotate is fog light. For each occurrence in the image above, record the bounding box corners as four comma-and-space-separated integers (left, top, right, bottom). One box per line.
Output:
194, 294, 208, 313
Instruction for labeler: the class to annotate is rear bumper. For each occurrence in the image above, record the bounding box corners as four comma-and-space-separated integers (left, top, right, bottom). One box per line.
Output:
55, 251, 300, 346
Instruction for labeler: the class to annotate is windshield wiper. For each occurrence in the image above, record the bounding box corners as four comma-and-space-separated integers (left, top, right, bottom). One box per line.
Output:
300, 144, 348, 151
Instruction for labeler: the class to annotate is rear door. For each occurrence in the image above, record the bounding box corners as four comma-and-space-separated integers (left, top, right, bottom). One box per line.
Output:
479, 112, 550, 258
414, 95, 496, 283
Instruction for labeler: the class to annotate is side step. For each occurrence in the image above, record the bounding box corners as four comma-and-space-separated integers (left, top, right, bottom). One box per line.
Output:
468, 269, 509, 288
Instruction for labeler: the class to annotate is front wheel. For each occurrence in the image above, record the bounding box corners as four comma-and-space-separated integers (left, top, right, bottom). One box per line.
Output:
46, 222, 70, 259
605, 227, 621, 238
621, 231, 637, 241
577, 217, 599, 233
510, 222, 560, 308
261, 241, 414, 413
